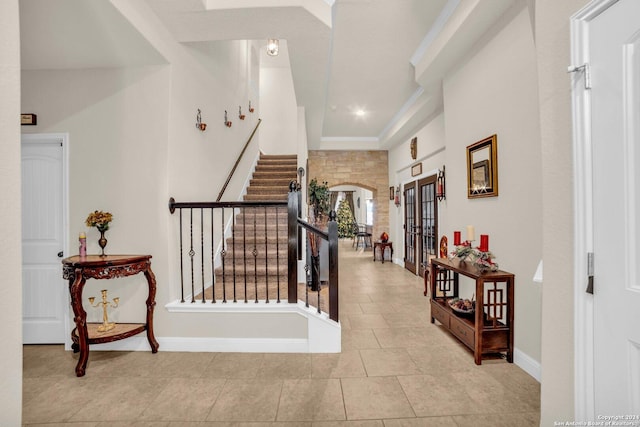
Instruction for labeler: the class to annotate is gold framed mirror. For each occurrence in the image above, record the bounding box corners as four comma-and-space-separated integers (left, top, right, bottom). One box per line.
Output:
467, 134, 498, 198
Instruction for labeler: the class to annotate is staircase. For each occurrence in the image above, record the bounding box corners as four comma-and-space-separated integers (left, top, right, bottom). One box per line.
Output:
207, 154, 298, 302
245, 154, 298, 202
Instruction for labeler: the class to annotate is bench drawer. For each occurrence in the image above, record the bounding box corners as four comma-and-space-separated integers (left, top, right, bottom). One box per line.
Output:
449, 315, 475, 349
430, 300, 449, 327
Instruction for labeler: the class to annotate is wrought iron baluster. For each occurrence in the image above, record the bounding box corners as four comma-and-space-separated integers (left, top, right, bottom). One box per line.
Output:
253, 207, 258, 303
232, 207, 237, 303
200, 208, 205, 303
189, 208, 195, 303
264, 206, 269, 303
242, 206, 247, 303
211, 207, 216, 303
304, 263, 310, 308
276, 206, 281, 303
221, 208, 227, 303
179, 208, 185, 303
317, 266, 321, 315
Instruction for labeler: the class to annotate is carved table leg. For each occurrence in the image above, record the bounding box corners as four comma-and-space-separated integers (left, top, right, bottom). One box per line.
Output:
144, 266, 160, 353
70, 269, 89, 377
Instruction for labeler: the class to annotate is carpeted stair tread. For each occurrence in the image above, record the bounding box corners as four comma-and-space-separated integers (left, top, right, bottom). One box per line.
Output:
244, 194, 289, 201
212, 152, 301, 303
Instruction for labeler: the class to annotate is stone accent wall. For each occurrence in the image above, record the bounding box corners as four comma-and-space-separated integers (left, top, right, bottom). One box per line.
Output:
308, 150, 389, 241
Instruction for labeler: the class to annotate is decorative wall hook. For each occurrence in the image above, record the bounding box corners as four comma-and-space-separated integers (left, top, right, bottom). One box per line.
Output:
238, 106, 245, 120
248, 101, 255, 113
195, 109, 207, 131
224, 110, 232, 128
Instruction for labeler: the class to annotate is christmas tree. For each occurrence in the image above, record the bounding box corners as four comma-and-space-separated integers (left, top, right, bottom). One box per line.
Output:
337, 199, 355, 238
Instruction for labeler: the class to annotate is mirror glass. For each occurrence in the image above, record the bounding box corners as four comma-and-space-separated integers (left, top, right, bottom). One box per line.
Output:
467, 135, 498, 198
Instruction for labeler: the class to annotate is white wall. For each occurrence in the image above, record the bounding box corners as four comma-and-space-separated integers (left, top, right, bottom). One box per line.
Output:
0, 1, 22, 424
389, 6, 543, 373
21, 66, 172, 327
443, 6, 542, 367
259, 52, 299, 155
20, 0, 303, 341
389, 113, 447, 261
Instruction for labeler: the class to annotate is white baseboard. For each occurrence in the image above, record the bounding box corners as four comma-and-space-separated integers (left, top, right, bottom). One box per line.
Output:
514, 347, 541, 382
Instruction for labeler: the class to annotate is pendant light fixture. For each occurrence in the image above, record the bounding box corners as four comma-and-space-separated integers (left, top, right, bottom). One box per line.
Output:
267, 39, 279, 56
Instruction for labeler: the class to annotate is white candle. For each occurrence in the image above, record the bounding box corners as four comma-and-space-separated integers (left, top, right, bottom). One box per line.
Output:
466, 225, 475, 242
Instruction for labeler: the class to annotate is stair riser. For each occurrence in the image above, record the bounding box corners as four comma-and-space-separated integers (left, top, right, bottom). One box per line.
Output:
208, 242, 288, 251
246, 187, 290, 194
255, 164, 297, 171
224, 239, 288, 249
232, 221, 288, 230
250, 180, 293, 187
234, 213, 288, 222
251, 172, 297, 180
243, 195, 289, 201
215, 270, 288, 279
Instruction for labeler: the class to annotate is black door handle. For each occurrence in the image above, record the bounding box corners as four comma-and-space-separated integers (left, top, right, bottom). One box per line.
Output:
57, 251, 64, 258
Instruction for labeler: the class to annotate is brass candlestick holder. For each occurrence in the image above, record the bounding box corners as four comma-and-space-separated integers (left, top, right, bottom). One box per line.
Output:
88, 289, 120, 332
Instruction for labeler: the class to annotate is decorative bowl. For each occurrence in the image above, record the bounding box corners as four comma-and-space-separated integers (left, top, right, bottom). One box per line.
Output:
448, 297, 475, 315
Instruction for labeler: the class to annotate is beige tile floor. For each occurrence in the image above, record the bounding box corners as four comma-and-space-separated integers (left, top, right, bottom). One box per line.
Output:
22, 240, 540, 426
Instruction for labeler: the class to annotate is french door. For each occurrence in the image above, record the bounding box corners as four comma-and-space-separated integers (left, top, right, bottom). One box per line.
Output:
404, 175, 438, 276
418, 176, 437, 277
403, 183, 417, 274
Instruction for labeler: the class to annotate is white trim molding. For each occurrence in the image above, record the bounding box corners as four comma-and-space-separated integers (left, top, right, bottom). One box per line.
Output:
570, 0, 619, 420
514, 348, 541, 383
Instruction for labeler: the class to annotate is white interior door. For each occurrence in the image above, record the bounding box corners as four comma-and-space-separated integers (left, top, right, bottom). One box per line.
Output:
22, 135, 67, 344
591, 0, 640, 413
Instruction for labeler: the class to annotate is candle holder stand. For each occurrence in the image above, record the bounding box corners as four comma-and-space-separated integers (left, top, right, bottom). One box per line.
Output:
88, 289, 120, 332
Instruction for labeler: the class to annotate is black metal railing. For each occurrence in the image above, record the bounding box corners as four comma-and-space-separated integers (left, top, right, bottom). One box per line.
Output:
168, 184, 339, 321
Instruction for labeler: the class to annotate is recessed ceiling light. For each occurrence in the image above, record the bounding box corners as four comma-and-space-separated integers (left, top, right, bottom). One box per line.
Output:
355, 109, 366, 117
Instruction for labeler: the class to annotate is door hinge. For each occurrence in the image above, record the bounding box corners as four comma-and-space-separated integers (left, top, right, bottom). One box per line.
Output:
586, 252, 594, 294
567, 63, 591, 90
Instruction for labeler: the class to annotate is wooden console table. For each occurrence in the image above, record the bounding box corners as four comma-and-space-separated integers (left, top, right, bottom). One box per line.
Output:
373, 241, 393, 263
429, 257, 514, 365
62, 255, 159, 376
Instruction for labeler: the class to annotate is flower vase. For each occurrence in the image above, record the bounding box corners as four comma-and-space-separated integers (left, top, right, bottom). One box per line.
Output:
98, 228, 108, 256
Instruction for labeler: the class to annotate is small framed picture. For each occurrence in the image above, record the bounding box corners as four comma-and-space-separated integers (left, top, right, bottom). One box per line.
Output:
389, 186, 394, 200
411, 162, 422, 177
21, 113, 37, 126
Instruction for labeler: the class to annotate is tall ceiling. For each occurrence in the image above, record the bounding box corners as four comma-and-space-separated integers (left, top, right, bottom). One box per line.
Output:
19, 0, 522, 149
